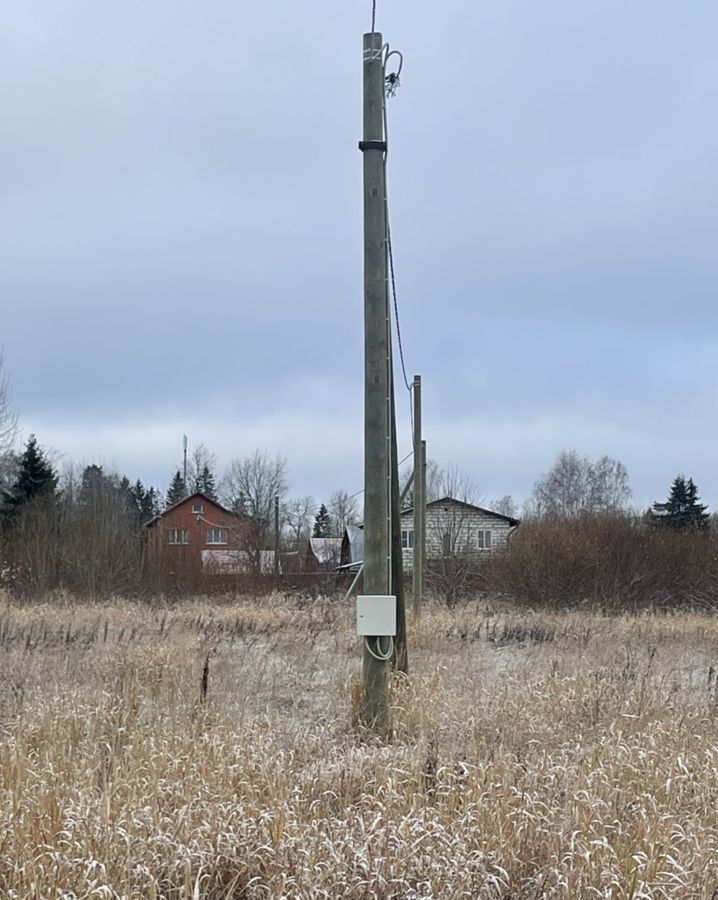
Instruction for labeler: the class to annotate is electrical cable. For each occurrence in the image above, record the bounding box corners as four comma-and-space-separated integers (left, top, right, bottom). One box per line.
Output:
388, 226, 412, 395
381, 61, 412, 397
195, 513, 243, 532
382, 52, 416, 496
364, 635, 394, 661
345, 449, 414, 502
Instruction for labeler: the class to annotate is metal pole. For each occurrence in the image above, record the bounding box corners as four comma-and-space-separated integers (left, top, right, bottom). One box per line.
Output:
183, 435, 188, 490
413, 376, 424, 616
360, 30, 391, 731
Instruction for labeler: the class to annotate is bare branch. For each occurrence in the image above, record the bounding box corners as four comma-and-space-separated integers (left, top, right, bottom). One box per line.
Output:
0, 351, 18, 459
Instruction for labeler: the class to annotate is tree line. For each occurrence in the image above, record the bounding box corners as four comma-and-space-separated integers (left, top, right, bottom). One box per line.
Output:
526, 449, 710, 531
0, 433, 710, 597
0, 354, 712, 600
0, 430, 365, 595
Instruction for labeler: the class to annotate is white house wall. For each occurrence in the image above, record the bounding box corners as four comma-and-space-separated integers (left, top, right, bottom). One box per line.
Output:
400, 504, 514, 569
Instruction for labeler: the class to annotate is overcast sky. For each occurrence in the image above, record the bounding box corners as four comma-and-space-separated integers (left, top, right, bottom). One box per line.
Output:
2, 1, 717, 511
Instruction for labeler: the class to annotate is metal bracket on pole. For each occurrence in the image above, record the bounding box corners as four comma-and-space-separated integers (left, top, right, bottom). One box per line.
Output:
343, 563, 364, 603
358, 140, 387, 152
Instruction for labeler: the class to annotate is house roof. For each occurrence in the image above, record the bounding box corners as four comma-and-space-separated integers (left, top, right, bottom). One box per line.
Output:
308, 537, 342, 564
400, 496, 520, 527
342, 524, 364, 564
145, 491, 238, 528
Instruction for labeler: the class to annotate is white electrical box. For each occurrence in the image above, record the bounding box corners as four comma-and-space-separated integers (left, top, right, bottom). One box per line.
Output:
357, 595, 397, 636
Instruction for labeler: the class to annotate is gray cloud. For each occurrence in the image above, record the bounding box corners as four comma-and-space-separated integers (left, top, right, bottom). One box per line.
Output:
3, 1, 718, 511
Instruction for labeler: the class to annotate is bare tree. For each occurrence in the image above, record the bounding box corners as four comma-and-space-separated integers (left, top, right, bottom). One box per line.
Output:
59, 464, 142, 596
327, 489, 359, 536
400, 457, 447, 508
530, 450, 631, 519
283, 495, 316, 547
221, 450, 288, 571
425, 466, 484, 608
490, 495, 518, 518
0, 352, 17, 460
186, 442, 218, 497
588, 455, 632, 513
6, 495, 61, 595
426, 459, 447, 502
439, 464, 479, 504
0, 353, 18, 510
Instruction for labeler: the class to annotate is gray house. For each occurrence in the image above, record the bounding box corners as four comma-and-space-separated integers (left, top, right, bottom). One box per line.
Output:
400, 497, 519, 569
340, 498, 519, 572
339, 524, 364, 571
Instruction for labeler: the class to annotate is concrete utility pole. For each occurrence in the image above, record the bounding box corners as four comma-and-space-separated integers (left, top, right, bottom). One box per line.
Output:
413, 376, 425, 617
390, 374, 408, 674
360, 30, 391, 730
274, 494, 280, 580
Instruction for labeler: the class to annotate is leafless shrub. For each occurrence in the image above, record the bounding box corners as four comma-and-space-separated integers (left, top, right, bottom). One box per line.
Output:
486, 514, 718, 610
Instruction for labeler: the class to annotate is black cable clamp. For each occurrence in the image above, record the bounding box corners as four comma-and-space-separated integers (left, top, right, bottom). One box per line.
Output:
358, 140, 387, 152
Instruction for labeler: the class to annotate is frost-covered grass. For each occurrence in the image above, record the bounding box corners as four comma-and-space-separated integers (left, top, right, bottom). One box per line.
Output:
2, 594, 718, 897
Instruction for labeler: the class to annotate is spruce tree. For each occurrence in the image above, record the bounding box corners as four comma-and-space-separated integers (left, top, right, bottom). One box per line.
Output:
651, 475, 710, 530
197, 464, 218, 501
130, 479, 161, 521
313, 503, 331, 537
7, 435, 58, 516
146, 487, 161, 518
79, 464, 108, 507
166, 470, 187, 508
129, 479, 145, 519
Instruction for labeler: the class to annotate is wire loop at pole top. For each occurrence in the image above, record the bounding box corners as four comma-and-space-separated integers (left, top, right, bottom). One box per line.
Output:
385, 49, 403, 79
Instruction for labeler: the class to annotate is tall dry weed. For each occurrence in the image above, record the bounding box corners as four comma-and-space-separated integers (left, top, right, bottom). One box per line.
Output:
1, 595, 718, 896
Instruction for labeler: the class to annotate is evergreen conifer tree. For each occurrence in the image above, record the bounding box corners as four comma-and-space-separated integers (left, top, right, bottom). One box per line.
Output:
146, 487, 161, 518
118, 475, 135, 514
6, 435, 58, 517
79, 464, 108, 507
313, 503, 331, 537
130, 479, 161, 521
166, 470, 187, 508
197, 464, 218, 501
129, 479, 146, 519
651, 475, 710, 530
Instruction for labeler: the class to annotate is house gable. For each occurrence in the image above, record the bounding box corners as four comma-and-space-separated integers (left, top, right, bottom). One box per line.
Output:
146, 492, 238, 529
145, 492, 241, 571
400, 496, 520, 565
401, 496, 520, 528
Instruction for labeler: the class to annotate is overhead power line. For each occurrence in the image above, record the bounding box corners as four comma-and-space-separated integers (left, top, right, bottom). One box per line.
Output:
380, 45, 413, 451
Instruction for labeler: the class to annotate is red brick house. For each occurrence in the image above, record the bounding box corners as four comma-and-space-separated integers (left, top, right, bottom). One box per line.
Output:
145, 492, 240, 574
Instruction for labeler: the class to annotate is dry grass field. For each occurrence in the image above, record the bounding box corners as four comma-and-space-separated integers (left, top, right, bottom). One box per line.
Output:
2, 593, 718, 898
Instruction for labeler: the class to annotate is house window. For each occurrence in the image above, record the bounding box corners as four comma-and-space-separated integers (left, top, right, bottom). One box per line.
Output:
477, 529, 492, 550
192, 503, 204, 514
401, 528, 414, 549
207, 527, 228, 545
168, 528, 190, 545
